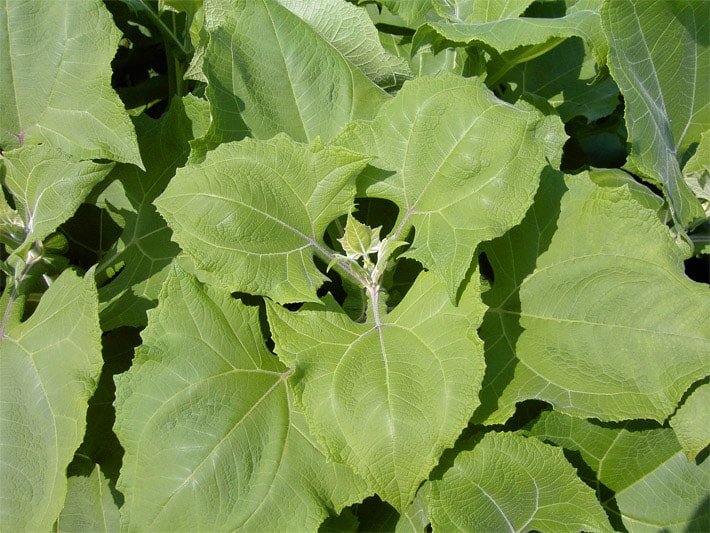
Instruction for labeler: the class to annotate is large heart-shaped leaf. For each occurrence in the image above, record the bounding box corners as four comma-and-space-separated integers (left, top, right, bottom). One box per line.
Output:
268, 271, 486, 510
114, 266, 369, 531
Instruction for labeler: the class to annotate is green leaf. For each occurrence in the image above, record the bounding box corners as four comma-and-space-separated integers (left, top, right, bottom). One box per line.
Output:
114, 266, 369, 531
0, 0, 142, 166
380, 0, 436, 27
414, 2, 608, 68
338, 214, 381, 260
428, 432, 612, 532
670, 382, 710, 460
395, 483, 430, 533
477, 171, 710, 424
56, 465, 120, 533
0, 270, 102, 532
1, 145, 114, 254
496, 36, 619, 122
528, 411, 710, 532
200, 0, 393, 149
267, 271, 486, 510
432, 0, 533, 23
683, 129, 710, 216
156, 135, 371, 304
335, 75, 566, 299
97, 96, 206, 330
602, 0, 708, 227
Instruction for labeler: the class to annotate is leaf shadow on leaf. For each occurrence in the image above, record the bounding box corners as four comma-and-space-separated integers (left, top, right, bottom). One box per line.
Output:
472, 168, 567, 423
67, 327, 140, 505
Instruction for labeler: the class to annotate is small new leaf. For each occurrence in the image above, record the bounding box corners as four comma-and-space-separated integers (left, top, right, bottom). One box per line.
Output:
338, 214, 381, 261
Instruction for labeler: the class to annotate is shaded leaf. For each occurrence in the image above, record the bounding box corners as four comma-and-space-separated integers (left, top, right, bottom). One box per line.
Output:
670, 382, 710, 460
528, 411, 710, 532
56, 465, 120, 533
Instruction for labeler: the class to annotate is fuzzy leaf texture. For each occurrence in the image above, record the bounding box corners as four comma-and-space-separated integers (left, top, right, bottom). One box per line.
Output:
267, 271, 486, 510
528, 411, 710, 532
602, 0, 708, 227
156, 135, 370, 303
114, 266, 369, 531
428, 432, 613, 532
476, 171, 710, 424
0, 0, 142, 166
0, 271, 102, 532
335, 75, 566, 299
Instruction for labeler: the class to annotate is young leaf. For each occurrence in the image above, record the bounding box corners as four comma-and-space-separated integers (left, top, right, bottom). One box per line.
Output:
338, 214, 381, 261
528, 411, 710, 532
2, 145, 114, 255
156, 135, 371, 304
0, 270, 102, 532
477, 171, 710, 424
428, 432, 612, 532
114, 267, 369, 531
335, 75, 566, 299
201, 0, 392, 148
0, 0, 142, 166
56, 465, 120, 533
267, 271, 486, 510
602, 0, 708, 227
97, 96, 207, 330
670, 382, 710, 461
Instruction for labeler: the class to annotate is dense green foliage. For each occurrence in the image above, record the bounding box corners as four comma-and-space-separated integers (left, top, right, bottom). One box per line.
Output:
1, 0, 708, 531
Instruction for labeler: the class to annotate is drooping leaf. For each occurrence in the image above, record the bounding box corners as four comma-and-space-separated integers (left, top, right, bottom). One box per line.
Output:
601, 0, 708, 227
156, 134, 371, 304
96, 95, 207, 330
335, 75, 566, 299
476, 170, 710, 424
114, 266, 369, 531
414, 0, 608, 71
56, 465, 120, 533
267, 271, 486, 510
670, 382, 710, 460
1, 145, 114, 254
199, 0, 393, 152
0, 270, 102, 532
0, 0, 142, 166
528, 411, 710, 532
428, 432, 612, 532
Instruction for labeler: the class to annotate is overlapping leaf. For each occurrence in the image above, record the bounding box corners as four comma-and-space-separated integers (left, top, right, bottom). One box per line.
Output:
0, 0, 141, 166
428, 432, 612, 532
114, 267, 369, 531
96, 96, 207, 330
199, 0, 396, 151
56, 465, 120, 533
670, 382, 710, 460
602, 0, 708, 227
0, 271, 102, 532
268, 271, 486, 510
528, 411, 710, 532
156, 134, 370, 303
476, 171, 710, 424
1, 145, 113, 255
335, 75, 565, 298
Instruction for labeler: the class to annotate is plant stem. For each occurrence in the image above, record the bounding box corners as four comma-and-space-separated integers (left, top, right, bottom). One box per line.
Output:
0, 259, 34, 340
